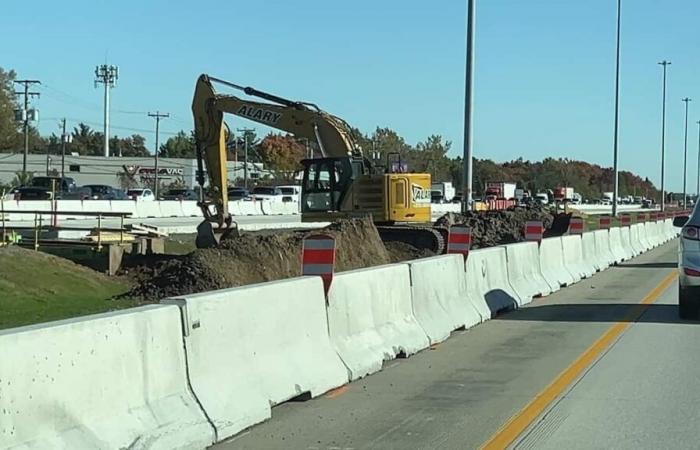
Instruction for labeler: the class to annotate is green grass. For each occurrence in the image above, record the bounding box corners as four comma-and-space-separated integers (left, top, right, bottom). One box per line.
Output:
164, 233, 197, 255
0, 246, 140, 330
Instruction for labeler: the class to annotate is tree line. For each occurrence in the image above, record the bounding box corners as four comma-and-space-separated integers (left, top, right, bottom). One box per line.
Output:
0, 66, 659, 200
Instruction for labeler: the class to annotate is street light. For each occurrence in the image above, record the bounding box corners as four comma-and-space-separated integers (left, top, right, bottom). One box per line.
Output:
696, 120, 700, 198
682, 97, 692, 208
462, 0, 476, 212
658, 61, 671, 211
611, 0, 622, 217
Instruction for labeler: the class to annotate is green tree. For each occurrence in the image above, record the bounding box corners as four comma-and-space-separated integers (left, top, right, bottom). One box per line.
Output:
70, 123, 102, 155
0, 67, 21, 152
115, 134, 150, 157
159, 131, 196, 158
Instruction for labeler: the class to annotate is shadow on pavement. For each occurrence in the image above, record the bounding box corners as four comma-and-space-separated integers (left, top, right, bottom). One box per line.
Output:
614, 262, 677, 269
495, 303, 700, 325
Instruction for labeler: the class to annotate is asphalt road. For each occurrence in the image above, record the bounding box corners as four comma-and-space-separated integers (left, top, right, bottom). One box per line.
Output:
214, 239, 693, 450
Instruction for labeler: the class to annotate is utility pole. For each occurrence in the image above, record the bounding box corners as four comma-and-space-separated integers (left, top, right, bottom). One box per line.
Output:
696, 120, 700, 198
148, 111, 169, 198
462, 0, 476, 212
60, 119, 72, 180
611, 0, 622, 217
658, 61, 671, 211
13, 79, 41, 174
95, 65, 118, 157
237, 128, 255, 189
682, 97, 692, 209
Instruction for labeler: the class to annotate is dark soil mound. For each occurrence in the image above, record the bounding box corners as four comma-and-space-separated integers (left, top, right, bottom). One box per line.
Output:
127, 217, 391, 301
435, 205, 568, 248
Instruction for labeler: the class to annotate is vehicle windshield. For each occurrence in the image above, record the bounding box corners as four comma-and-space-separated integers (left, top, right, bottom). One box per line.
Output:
127, 190, 144, 195
279, 187, 296, 195
166, 189, 188, 195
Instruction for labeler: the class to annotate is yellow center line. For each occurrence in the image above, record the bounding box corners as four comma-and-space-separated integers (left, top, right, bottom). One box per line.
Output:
481, 271, 678, 450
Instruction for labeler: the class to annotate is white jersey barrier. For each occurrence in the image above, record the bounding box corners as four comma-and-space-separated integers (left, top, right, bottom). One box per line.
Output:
648, 221, 661, 247
593, 230, 616, 267
502, 241, 551, 304
540, 237, 578, 289
629, 223, 645, 255
327, 264, 430, 380
581, 231, 603, 272
0, 305, 214, 449
619, 226, 637, 258
164, 277, 348, 442
608, 227, 627, 263
465, 247, 521, 315
561, 235, 593, 279
408, 254, 482, 345
637, 222, 652, 251
665, 218, 677, 239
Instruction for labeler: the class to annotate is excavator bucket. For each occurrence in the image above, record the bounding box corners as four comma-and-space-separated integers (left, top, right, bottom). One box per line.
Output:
195, 220, 240, 248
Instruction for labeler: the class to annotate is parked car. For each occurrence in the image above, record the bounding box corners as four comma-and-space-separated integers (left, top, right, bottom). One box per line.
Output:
14, 186, 52, 200
161, 188, 198, 201
228, 187, 250, 201
675, 210, 700, 318
82, 184, 121, 200
249, 186, 283, 202
112, 188, 129, 200
276, 185, 301, 203
126, 188, 155, 201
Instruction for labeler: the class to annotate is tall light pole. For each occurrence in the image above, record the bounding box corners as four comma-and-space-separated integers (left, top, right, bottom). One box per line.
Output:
696, 120, 700, 199
462, 0, 476, 212
95, 65, 118, 157
148, 111, 169, 198
611, 0, 622, 217
682, 97, 692, 208
658, 61, 670, 211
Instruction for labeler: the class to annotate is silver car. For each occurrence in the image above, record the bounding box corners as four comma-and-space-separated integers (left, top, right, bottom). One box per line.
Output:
676, 208, 700, 318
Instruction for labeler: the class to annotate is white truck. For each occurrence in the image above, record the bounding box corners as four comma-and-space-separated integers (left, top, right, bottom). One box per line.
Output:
602, 192, 614, 204
431, 182, 456, 203
485, 182, 517, 200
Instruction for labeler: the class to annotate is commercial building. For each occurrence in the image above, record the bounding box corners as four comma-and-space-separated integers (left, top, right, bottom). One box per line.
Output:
0, 153, 272, 189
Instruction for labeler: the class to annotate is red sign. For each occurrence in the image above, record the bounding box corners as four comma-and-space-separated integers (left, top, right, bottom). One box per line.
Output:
568, 217, 584, 234
599, 216, 611, 229
638, 213, 647, 222
620, 214, 631, 226
525, 220, 544, 243
302, 235, 336, 296
447, 226, 471, 257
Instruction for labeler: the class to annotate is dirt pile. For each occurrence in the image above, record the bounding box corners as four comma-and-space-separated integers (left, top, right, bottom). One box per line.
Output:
435, 205, 568, 248
126, 217, 393, 301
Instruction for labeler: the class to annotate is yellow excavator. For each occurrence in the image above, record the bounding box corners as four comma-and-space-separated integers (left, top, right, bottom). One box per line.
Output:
192, 74, 443, 250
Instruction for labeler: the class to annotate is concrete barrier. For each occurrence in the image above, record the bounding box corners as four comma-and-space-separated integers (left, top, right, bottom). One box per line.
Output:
408, 254, 482, 344
540, 237, 578, 289
465, 247, 521, 315
502, 241, 552, 304
665, 218, 677, 239
593, 230, 616, 267
608, 227, 627, 263
581, 231, 605, 272
164, 277, 348, 441
637, 222, 652, 251
619, 226, 637, 258
561, 235, 593, 279
328, 264, 430, 380
646, 221, 659, 247
0, 305, 214, 449
658, 220, 669, 243
629, 223, 645, 255
157, 200, 184, 218
237, 200, 258, 215
180, 200, 201, 217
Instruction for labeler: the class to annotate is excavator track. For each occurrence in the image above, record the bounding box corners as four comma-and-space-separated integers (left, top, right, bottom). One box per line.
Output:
377, 225, 447, 255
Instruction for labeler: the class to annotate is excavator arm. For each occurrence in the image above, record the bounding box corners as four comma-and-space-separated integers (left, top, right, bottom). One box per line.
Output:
191, 74, 362, 246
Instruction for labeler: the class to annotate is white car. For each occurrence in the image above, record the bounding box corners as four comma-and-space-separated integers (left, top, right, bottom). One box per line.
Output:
676, 208, 700, 318
276, 185, 301, 203
127, 188, 155, 201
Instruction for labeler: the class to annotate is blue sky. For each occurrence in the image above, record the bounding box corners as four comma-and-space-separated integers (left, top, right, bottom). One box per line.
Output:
2, 0, 699, 192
